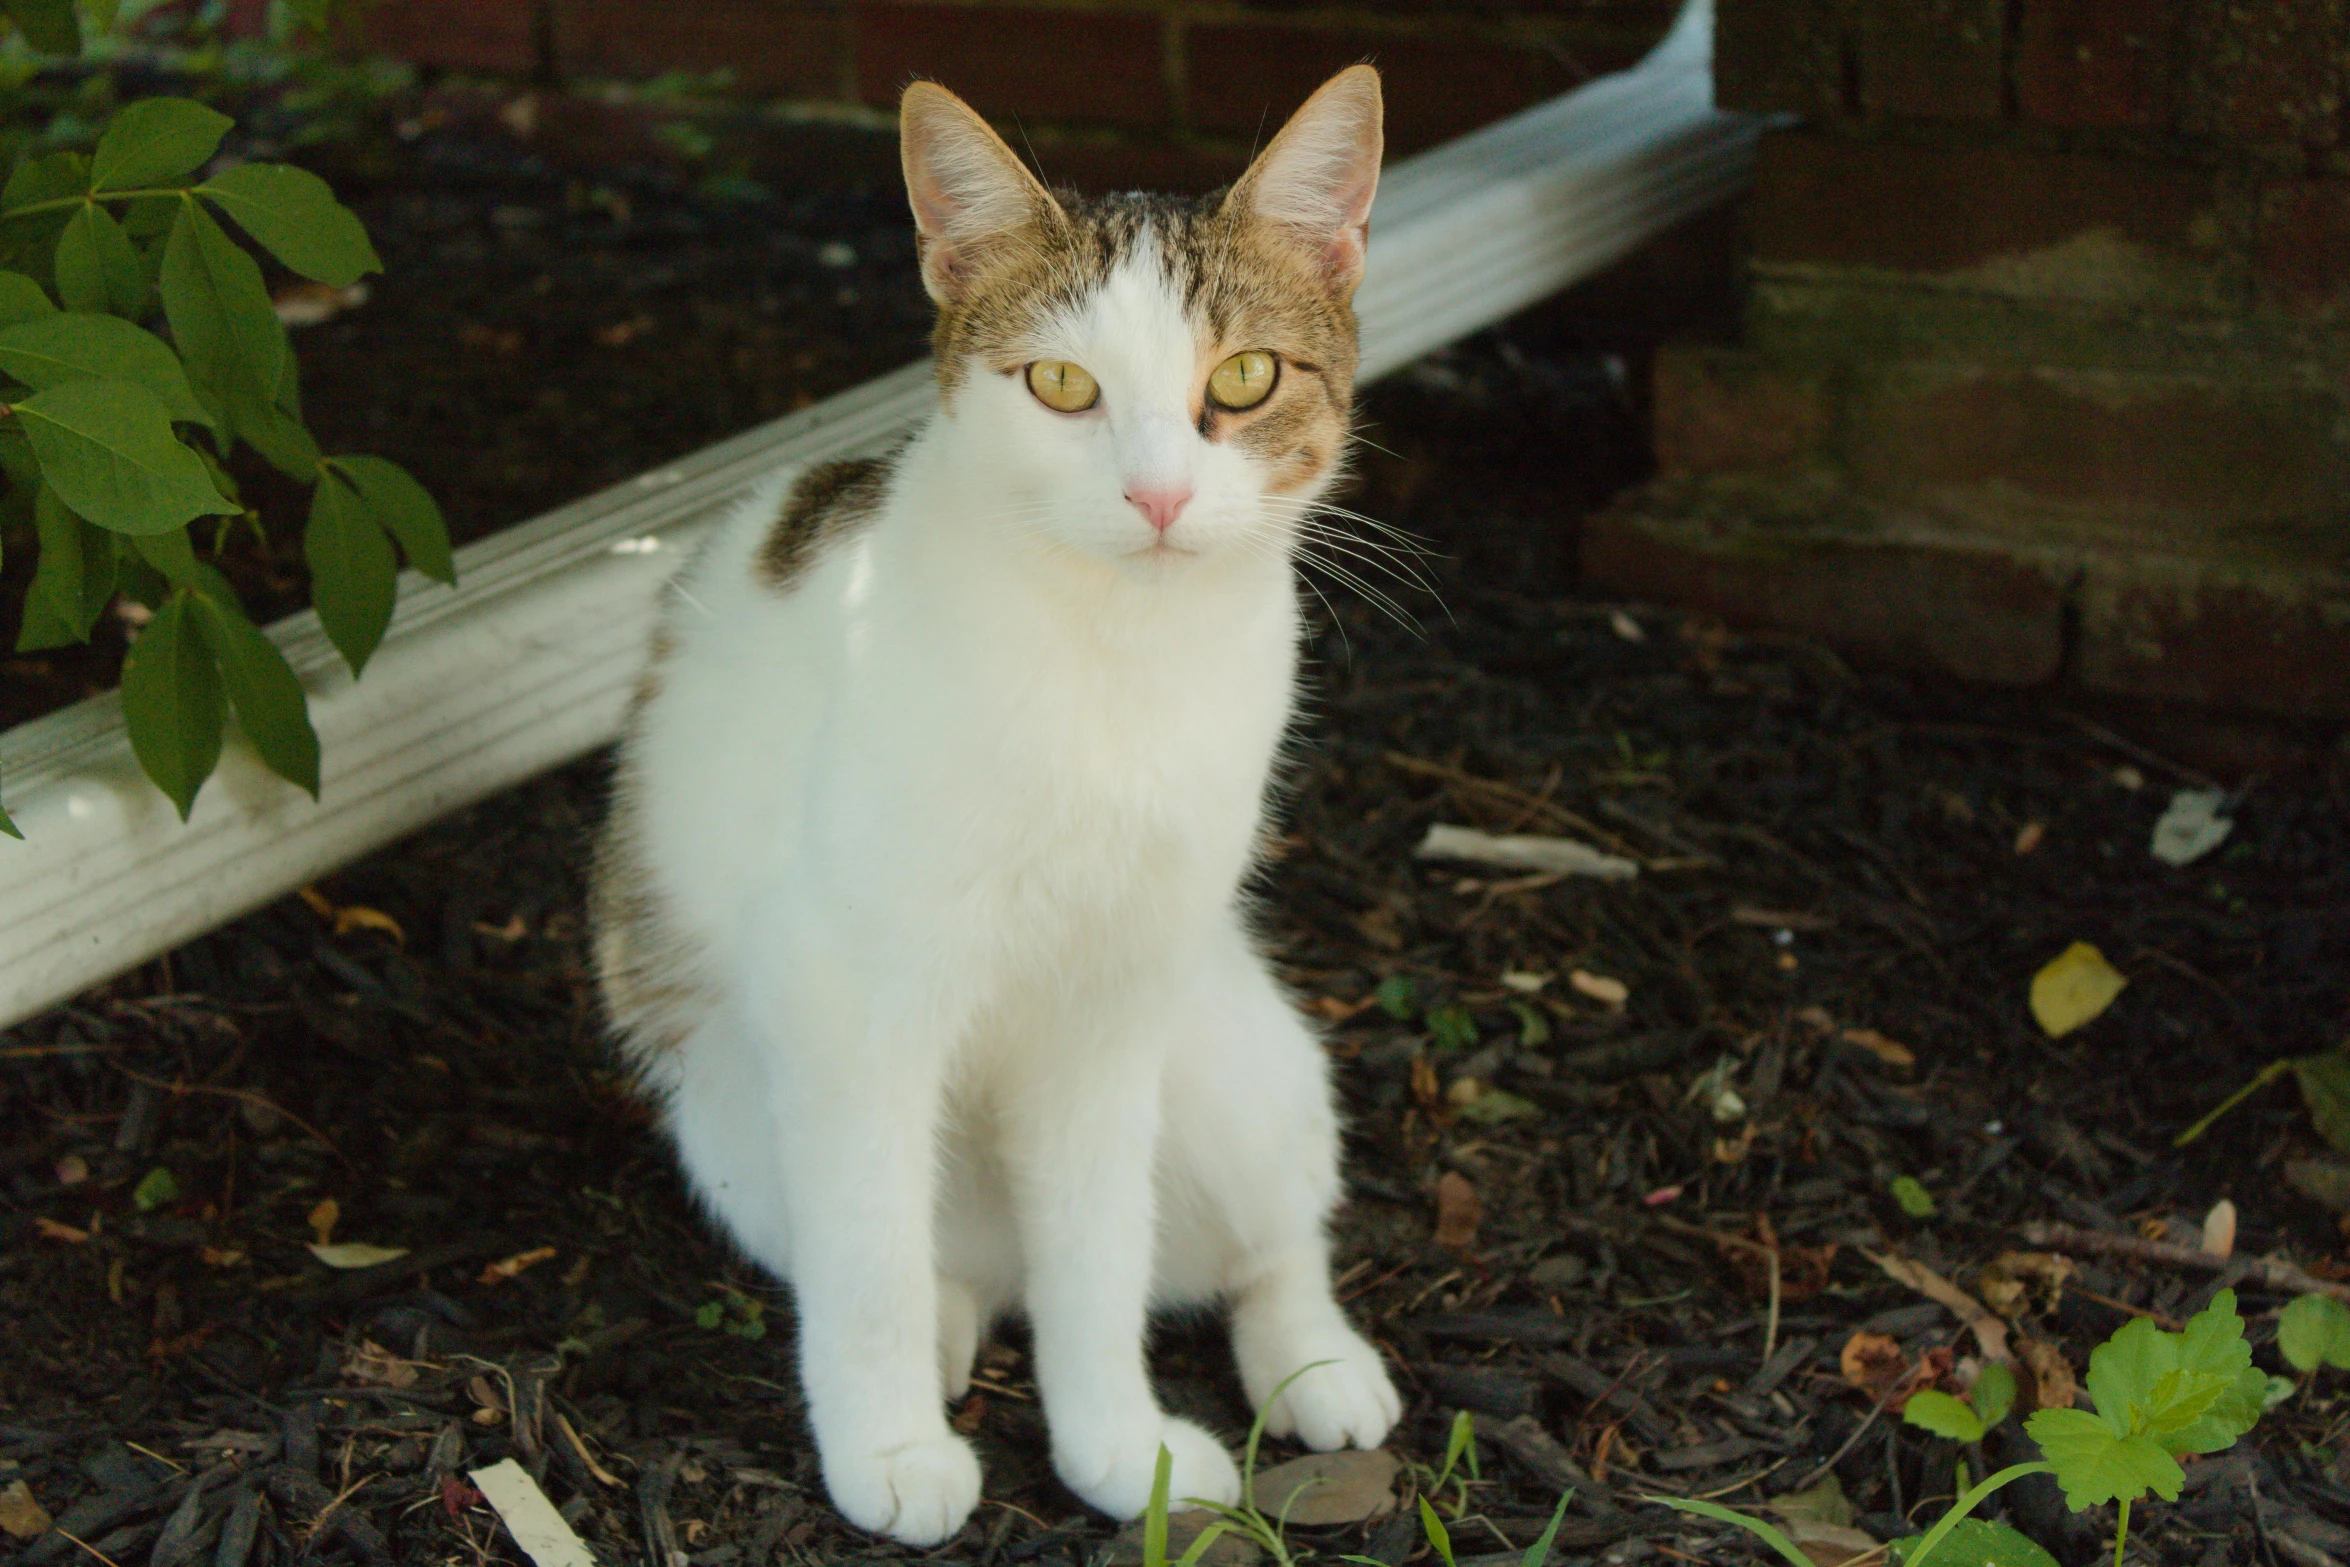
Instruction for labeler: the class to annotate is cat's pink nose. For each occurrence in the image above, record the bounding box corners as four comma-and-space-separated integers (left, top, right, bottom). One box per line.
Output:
1126, 485, 1193, 533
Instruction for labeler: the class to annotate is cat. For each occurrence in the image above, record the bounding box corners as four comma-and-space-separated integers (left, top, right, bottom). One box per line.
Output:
590, 65, 1399, 1547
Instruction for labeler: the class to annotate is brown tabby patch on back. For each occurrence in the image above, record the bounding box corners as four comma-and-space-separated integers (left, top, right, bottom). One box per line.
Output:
754, 456, 892, 593
931, 189, 1360, 499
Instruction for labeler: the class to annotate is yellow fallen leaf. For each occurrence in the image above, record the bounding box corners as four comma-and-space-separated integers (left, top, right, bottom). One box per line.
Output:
2029, 942, 2127, 1038
479, 1246, 559, 1286
307, 1197, 340, 1246
34, 1217, 87, 1244
308, 1242, 410, 1269
0, 1478, 51, 1540
334, 906, 405, 943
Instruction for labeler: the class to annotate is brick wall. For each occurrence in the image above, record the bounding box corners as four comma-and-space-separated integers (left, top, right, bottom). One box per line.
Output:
351, 0, 1678, 171
1591, 0, 2350, 730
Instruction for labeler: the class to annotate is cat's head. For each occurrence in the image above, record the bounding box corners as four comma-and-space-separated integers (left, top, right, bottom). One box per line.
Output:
900, 67, 1382, 569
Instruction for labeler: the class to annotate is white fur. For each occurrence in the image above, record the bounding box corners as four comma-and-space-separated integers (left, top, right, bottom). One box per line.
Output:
615, 156, 1395, 1547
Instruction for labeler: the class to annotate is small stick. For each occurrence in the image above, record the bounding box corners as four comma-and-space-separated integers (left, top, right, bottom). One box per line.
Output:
2021, 1222, 2350, 1303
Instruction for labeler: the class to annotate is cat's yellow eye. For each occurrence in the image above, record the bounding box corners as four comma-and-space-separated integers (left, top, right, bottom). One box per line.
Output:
1208, 350, 1277, 410
1027, 360, 1099, 413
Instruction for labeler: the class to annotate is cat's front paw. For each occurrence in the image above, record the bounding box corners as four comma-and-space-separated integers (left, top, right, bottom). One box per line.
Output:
1057, 1415, 1240, 1521
1240, 1323, 1401, 1452
824, 1433, 983, 1546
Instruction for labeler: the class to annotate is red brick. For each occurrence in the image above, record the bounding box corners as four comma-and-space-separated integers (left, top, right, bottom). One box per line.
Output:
362, 0, 539, 75
1751, 129, 2225, 282
1859, 0, 2003, 121
1183, 23, 1605, 157
2256, 178, 2350, 319
1582, 499, 2068, 686
1847, 364, 2350, 521
2081, 559, 2350, 718
557, 1, 846, 97
855, 3, 1169, 128
2015, 0, 2178, 129
1651, 344, 1829, 474
2184, 0, 2344, 149
1713, 0, 1849, 118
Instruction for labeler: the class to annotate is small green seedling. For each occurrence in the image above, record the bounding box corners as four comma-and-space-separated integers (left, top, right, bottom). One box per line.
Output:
2279, 1294, 2350, 1375
692, 1285, 766, 1339
1903, 1360, 2018, 1446
1889, 1176, 1938, 1220
1654, 1290, 2267, 1567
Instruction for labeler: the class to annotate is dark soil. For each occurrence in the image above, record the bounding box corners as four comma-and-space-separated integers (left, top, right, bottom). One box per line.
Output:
7, 110, 2350, 1567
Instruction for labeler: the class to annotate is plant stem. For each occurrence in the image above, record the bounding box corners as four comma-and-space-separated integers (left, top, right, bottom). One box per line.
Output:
2113, 1496, 2130, 1567
3, 187, 191, 220
2174, 1058, 2294, 1147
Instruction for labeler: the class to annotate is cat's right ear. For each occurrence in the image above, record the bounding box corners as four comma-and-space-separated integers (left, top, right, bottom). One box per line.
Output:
900, 83, 1060, 305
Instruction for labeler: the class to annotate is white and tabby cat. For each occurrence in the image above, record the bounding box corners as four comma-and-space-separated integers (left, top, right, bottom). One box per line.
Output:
592, 67, 1398, 1546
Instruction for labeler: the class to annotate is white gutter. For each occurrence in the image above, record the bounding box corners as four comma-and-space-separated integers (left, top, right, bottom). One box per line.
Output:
0, 0, 1754, 1028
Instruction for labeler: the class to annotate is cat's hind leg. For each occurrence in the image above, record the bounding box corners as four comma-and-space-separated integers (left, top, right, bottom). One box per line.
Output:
1153, 924, 1400, 1452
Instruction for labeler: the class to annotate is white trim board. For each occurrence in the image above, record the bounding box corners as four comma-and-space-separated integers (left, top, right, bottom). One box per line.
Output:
0, 0, 1756, 1029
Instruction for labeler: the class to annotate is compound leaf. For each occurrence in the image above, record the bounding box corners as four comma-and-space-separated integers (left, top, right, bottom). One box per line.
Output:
55, 200, 147, 316
160, 196, 287, 442
91, 98, 232, 193
2026, 1407, 2182, 1511
0, 268, 57, 326
306, 470, 396, 674
12, 377, 237, 535
118, 588, 224, 819
198, 163, 380, 287
16, 484, 116, 648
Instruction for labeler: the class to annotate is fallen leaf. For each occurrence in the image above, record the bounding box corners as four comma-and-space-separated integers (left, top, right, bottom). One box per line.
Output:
2012, 820, 2045, 855
1570, 969, 1629, 1006
1975, 1252, 2075, 1319
1105, 1509, 1263, 1566
2201, 1198, 2237, 1258
1796, 1005, 1837, 1032
308, 1197, 340, 1246
199, 1246, 246, 1267
475, 913, 530, 942
0, 1479, 50, 1540
1839, 1331, 1908, 1401
334, 906, 405, 943
1453, 1086, 1541, 1124
308, 1242, 410, 1269
2015, 1335, 2078, 1409
53, 1154, 87, 1185
1246, 1449, 1400, 1525
479, 1246, 559, 1286
1843, 1027, 1915, 1068
470, 1458, 597, 1567
2029, 942, 2127, 1038
1866, 1250, 2012, 1366
1787, 1521, 1881, 1567
1643, 1183, 1684, 1207
1433, 1171, 1481, 1250
1609, 610, 1646, 643
1501, 969, 1550, 992
2151, 788, 2232, 867
34, 1217, 87, 1244
344, 1339, 421, 1389
1768, 1475, 1856, 1530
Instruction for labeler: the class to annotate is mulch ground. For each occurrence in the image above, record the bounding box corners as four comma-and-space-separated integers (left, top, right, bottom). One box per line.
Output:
6, 104, 2350, 1567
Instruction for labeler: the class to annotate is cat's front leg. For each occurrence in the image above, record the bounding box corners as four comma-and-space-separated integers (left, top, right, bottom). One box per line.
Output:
755, 961, 980, 1546
998, 1019, 1241, 1520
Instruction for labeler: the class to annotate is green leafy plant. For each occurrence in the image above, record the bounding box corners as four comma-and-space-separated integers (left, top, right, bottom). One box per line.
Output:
0, 40, 448, 833
1903, 1360, 2017, 1446
1656, 1290, 2268, 1567
692, 1284, 767, 1339
2278, 1293, 2350, 1375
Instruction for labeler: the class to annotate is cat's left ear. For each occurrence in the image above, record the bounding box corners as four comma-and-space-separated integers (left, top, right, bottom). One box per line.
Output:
1225, 65, 1384, 296
901, 81, 1063, 305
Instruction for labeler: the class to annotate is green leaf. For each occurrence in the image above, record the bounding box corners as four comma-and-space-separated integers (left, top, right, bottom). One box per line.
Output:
1417, 1498, 1457, 1567
1375, 975, 1415, 1019
1647, 1498, 1813, 1567
693, 1300, 722, 1330
119, 590, 224, 818
2, 0, 81, 55
1427, 1005, 1478, 1051
131, 1164, 179, 1210
1890, 1175, 1938, 1219
12, 378, 239, 535
0, 268, 58, 325
2295, 1053, 2350, 1155
288, 0, 334, 28
0, 789, 17, 838
2085, 1315, 2174, 1435
331, 455, 452, 582
1439, 1408, 1475, 1488
1889, 1518, 2057, 1567
0, 312, 213, 427
2024, 1406, 2183, 1511
306, 470, 396, 674
1511, 1000, 1550, 1047
1143, 1446, 1173, 1567
159, 196, 288, 444
1520, 1489, 1572, 1567
198, 163, 381, 287
55, 202, 147, 317
235, 396, 320, 481
132, 524, 198, 582
2280, 1294, 2350, 1375
1971, 1362, 2018, 1431
1901, 1390, 1985, 1444
91, 99, 233, 193
16, 485, 116, 649
2, 151, 88, 214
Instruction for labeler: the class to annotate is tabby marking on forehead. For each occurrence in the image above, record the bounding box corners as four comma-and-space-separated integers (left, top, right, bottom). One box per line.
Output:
755, 457, 893, 593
